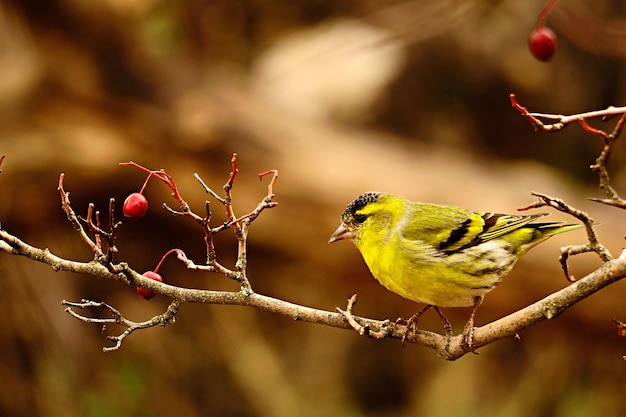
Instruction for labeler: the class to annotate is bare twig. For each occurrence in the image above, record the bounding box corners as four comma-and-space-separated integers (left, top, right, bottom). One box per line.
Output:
336, 294, 393, 339
106, 198, 120, 261
258, 169, 279, 199
63, 299, 182, 352
58, 174, 105, 259
510, 96, 626, 357
79, 199, 121, 263
519, 191, 612, 280
55, 156, 279, 348
222, 153, 240, 232
511, 93, 626, 131
123, 156, 278, 293
194, 173, 224, 205
511, 94, 626, 208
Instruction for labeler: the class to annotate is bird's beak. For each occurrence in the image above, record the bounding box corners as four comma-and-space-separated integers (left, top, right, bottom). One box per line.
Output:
328, 223, 354, 244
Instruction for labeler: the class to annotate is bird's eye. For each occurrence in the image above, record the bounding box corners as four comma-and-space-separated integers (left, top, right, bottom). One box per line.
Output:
354, 214, 367, 224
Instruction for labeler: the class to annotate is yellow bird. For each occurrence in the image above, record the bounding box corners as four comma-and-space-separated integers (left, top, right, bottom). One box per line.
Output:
329, 192, 582, 347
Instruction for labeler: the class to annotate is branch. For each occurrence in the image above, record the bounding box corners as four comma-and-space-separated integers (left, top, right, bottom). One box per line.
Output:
120, 156, 279, 292
2, 152, 624, 359
464, 248, 626, 359
3, 156, 286, 351
510, 95, 626, 359
510, 94, 626, 132
58, 174, 105, 259
63, 299, 182, 352
511, 94, 626, 207
2, 227, 626, 359
518, 191, 612, 281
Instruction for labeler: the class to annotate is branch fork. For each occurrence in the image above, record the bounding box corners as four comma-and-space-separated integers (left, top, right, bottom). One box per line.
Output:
63, 299, 182, 352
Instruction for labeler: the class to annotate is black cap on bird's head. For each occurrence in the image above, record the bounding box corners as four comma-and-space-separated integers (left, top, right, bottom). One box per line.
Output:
342, 192, 381, 221
328, 192, 381, 243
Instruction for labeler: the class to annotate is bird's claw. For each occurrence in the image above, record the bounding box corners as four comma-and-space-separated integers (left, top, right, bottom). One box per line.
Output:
461, 324, 479, 353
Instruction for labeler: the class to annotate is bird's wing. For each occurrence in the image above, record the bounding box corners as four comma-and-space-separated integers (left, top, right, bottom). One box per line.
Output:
400, 203, 548, 254
438, 212, 548, 253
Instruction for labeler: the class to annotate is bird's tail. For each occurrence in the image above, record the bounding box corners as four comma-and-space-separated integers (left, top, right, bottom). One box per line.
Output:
528, 221, 584, 247
518, 221, 584, 255
533, 222, 584, 236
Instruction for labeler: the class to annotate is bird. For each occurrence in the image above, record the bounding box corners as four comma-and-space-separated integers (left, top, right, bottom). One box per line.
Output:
328, 192, 582, 348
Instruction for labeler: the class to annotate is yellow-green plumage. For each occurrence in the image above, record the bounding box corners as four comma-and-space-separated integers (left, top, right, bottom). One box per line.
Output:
329, 192, 582, 309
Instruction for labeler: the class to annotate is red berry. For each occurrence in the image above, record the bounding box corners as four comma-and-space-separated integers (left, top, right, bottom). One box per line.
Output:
528, 27, 557, 62
137, 271, 163, 300
123, 192, 148, 219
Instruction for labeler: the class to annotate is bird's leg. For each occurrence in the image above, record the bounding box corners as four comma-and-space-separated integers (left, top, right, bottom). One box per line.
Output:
400, 304, 433, 345
461, 296, 483, 351
433, 306, 453, 336
399, 305, 453, 344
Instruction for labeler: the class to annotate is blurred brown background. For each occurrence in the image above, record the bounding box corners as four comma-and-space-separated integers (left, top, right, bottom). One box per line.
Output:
1, 0, 626, 416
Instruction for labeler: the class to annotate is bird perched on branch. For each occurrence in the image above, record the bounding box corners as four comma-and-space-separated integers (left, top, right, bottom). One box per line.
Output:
329, 192, 582, 348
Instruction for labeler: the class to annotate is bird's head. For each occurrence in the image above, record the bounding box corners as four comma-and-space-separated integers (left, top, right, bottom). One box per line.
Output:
329, 192, 398, 245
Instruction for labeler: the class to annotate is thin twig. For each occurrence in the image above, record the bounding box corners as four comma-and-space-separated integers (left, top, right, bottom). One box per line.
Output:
58, 174, 104, 259
336, 294, 393, 339
511, 93, 626, 131
258, 170, 279, 199
122, 157, 281, 291
512, 94, 626, 208
106, 198, 120, 261
519, 191, 612, 280
63, 299, 182, 352
194, 173, 224, 203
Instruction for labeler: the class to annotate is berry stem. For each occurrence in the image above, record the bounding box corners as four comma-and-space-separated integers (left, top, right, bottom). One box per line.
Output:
537, 0, 560, 28
153, 248, 183, 273
120, 161, 185, 206
139, 171, 155, 194
258, 170, 279, 199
